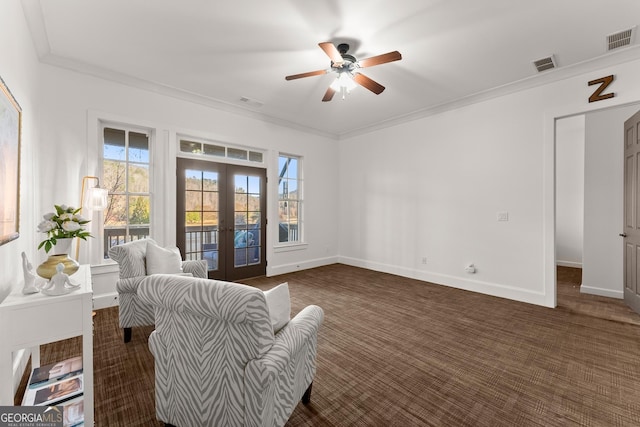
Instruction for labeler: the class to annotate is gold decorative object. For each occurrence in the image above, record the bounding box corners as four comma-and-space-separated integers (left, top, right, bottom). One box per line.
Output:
36, 254, 79, 279
36, 237, 79, 279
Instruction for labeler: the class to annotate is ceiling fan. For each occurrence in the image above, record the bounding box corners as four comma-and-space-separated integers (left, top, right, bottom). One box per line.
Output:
285, 42, 402, 102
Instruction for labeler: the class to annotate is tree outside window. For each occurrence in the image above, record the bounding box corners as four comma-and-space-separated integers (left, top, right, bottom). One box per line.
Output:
278, 155, 301, 243
102, 126, 151, 256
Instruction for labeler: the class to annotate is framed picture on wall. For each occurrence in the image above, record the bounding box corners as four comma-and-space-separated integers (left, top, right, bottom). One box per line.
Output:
0, 75, 21, 246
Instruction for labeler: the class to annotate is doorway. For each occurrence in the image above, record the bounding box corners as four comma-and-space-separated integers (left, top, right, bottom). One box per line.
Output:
176, 158, 267, 281
552, 103, 640, 310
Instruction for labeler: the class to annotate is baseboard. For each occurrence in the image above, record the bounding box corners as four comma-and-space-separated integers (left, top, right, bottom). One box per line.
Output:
556, 260, 582, 268
580, 285, 623, 299
338, 256, 551, 307
93, 292, 119, 309
267, 256, 338, 277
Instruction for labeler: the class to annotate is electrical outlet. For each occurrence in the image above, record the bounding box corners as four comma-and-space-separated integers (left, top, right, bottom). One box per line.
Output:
421, 257, 428, 265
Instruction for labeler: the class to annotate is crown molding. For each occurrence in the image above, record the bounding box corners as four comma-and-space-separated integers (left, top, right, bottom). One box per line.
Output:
21, 0, 640, 141
338, 45, 640, 140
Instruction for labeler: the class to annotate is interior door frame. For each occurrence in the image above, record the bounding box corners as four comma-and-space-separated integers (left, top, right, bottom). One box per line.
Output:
546, 99, 640, 309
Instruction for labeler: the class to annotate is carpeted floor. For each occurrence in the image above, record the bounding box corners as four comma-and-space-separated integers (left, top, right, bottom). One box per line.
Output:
15, 264, 640, 426
556, 266, 640, 326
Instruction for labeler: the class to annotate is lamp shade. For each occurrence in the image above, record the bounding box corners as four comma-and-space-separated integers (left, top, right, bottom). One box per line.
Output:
330, 72, 357, 91
85, 186, 108, 211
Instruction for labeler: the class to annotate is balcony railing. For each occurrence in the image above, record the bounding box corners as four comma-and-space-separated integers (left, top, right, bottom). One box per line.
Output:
104, 226, 216, 258
104, 223, 299, 258
279, 223, 298, 243
104, 227, 150, 258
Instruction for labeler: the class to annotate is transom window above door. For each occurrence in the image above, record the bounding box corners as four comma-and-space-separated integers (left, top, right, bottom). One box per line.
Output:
178, 137, 265, 165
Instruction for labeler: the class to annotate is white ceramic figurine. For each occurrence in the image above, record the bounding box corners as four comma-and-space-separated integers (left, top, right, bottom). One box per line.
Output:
42, 263, 80, 296
21, 251, 45, 294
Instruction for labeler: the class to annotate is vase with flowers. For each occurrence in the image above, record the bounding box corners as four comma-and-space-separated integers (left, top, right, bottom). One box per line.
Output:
36, 204, 92, 279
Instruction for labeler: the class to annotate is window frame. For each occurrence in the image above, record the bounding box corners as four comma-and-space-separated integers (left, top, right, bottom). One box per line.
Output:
276, 153, 304, 248
177, 135, 266, 165
101, 122, 153, 258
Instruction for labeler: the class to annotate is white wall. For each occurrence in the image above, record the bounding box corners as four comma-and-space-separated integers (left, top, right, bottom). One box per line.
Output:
34, 64, 340, 304
339, 59, 640, 307
581, 104, 640, 298
0, 0, 45, 397
0, 3, 42, 299
0, 3, 340, 307
555, 115, 585, 268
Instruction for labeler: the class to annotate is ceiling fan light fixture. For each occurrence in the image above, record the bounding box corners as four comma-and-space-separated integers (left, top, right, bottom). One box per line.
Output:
330, 72, 357, 91
330, 72, 357, 100
285, 41, 401, 102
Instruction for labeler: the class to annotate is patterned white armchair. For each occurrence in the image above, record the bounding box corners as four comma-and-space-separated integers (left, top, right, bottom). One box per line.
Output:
108, 238, 208, 342
138, 274, 324, 427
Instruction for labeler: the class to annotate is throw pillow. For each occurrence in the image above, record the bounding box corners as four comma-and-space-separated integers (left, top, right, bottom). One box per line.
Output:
263, 282, 291, 334
108, 238, 157, 278
146, 243, 183, 275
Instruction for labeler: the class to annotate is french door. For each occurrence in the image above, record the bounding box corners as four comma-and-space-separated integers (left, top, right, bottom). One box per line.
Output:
176, 158, 266, 281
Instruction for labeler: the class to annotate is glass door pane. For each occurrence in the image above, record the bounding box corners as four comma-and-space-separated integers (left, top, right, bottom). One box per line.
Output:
233, 174, 262, 268
180, 164, 221, 275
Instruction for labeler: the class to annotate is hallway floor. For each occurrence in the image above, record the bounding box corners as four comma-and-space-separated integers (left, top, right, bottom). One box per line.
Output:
557, 266, 640, 326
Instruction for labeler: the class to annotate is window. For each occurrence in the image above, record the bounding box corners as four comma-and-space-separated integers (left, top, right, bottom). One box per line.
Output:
102, 125, 151, 257
179, 137, 264, 164
278, 155, 302, 244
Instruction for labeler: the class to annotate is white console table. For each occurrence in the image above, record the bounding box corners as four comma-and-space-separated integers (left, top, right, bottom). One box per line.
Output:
0, 265, 93, 425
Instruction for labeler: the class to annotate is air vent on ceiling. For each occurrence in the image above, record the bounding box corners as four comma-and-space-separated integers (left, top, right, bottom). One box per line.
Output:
239, 96, 264, 108
532, 55, 556, 73
607, 27, 635, 51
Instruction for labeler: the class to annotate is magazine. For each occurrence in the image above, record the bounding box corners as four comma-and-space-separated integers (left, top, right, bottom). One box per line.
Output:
23, 374, 83, 406
61, 396, 84, 427
28, 356, 83, 388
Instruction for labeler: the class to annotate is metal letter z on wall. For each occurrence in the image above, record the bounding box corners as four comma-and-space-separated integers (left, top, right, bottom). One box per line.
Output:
588, 75, 615, 103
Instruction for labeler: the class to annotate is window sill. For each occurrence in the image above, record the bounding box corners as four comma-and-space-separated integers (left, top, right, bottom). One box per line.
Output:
273, 243, 308, 253
90, 261, 119, 275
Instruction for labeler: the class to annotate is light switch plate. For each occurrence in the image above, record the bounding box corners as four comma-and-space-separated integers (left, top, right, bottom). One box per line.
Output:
497, 211, 509, 221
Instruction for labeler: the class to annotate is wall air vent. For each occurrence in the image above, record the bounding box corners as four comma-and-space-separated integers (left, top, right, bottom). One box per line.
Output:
532, 55, 556, 73
607, 27, 635, 51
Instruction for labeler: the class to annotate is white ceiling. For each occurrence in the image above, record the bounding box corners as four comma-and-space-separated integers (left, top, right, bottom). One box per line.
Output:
21, 0, 640, 139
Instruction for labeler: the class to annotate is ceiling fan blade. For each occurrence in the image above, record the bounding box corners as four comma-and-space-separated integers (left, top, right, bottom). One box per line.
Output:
322, 87, 336, 102
353, 73, 385, 94
358, 51, 402, 68
285, 69, 328, 80
319, 42, 343, 65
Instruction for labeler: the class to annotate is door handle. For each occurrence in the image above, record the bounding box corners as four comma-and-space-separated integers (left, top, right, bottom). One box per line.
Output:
620, 233, 628, 237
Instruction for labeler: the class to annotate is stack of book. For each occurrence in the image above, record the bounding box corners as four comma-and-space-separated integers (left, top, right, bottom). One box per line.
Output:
22, 356, 84, 427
